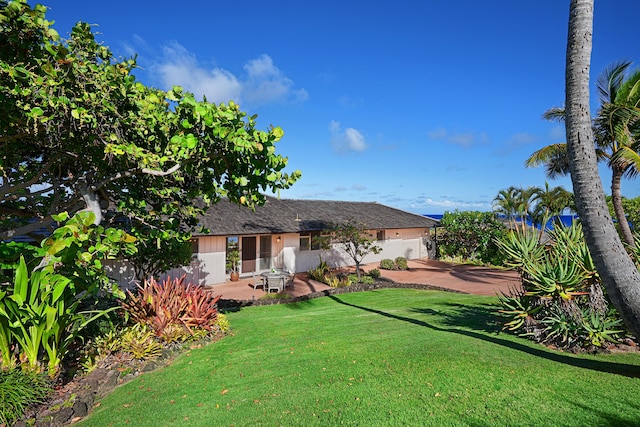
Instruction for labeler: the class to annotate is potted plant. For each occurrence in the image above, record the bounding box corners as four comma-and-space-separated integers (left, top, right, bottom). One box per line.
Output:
226, 249, 240, 281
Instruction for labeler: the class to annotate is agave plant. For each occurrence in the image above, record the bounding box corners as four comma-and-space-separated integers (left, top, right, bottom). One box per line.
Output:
549, 223, 599, 285
580, 308, 624, 348
522, 255, 589, 299
497, 286, 542, 333
541, 302, 582, 348
494, 228, 546, 272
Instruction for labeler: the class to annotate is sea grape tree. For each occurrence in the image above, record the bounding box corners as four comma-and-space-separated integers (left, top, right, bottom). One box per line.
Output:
0, 0, 301, 250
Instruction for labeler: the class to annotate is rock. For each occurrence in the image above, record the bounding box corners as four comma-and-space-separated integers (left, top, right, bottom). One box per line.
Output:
52, 407, 73, 426
72, 401, 88, 418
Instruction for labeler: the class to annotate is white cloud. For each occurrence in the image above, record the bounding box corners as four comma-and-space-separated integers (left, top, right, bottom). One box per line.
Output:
427, 127, 448, 140
243, 54, 309, 105
427, 127, 488, 148
448, 132, 476, 147
329, 121, 368, 152
155, 42, 242, 104
414, 198, 491, 211
506, 132, 536, 147
151, 43, 306, 106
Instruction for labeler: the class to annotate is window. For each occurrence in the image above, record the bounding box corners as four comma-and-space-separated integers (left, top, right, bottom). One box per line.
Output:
376, 230, 385, 241
299, 232, 310, 251
226, 236, 239, 274
300, 231, 323, 251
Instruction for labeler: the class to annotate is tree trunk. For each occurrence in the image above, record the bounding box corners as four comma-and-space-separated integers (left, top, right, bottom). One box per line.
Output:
78, 181, 102, 225
565, 0, 640, 337
610, 167, 635, 247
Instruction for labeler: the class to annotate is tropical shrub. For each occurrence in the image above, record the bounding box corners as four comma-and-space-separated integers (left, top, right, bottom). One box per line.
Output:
0, 212, 135, 377
215, 313, 230, 333
395, 257, 408, 270
359, 276, 375, 285
118, 324, 164, 360
0, 369, 50, 426
307, 259, 331, 282
369, 268, 380, 279
347, 274, 375, 285
496, 222, 628, 350
120, 276, 221, 342
379, 259, 396, 270
438, 210, 507, 265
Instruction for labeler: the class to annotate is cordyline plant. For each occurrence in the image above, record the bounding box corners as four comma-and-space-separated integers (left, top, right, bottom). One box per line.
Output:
121, 276, 221, 342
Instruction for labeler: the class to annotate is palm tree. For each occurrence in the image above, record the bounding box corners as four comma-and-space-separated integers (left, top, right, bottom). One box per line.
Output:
527, 61, 640, 247
565, 0, 640, 337
492, 186, 521, 227
530, 182, 575, 227
492, 186, 538, 230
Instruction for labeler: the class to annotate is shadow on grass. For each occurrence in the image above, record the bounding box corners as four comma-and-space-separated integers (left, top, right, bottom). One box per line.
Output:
328, 295, 640, 379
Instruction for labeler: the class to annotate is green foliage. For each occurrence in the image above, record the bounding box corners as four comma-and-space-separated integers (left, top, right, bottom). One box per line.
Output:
319, 220, 381, 278
128, 233, 194, 282
0, 368, 50, 426
307, 259, 331, 282
0, 212, 134, 376
395, 257, 408, 270
225, 249, 240, 273
438, 211, 507, 265
368, 268, 380, 279
607, 195, 640, 233
215, 313, 230, 333
379, 258, 408, 271
0, 0, 300, 278
379, 259, 396, 270
121, 276, 221, 342
581, 308, 624, 348
117, 324, 163, 360
497, 287, 542, 333
496, 222, 627, 350
356, 275, 375, 285
307, 260, 352, 287
494, 227, 545, 271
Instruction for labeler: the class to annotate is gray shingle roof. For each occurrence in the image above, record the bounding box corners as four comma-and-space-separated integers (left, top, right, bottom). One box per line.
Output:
195, 197, 440, 236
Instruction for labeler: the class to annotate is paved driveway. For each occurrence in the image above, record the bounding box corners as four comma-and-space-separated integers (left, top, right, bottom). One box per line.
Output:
375, 258, 520, 296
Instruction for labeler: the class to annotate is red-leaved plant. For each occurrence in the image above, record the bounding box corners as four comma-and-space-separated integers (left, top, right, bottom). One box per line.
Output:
121, 276, 221, 341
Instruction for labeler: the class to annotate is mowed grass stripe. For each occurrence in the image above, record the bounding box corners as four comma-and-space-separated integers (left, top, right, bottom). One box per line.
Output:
78, 289, 640, 427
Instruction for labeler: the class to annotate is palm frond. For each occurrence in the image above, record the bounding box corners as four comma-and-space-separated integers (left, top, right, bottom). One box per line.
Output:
525, 143, 570, 178
542, 107, 566, 123
596, 60, 631, 104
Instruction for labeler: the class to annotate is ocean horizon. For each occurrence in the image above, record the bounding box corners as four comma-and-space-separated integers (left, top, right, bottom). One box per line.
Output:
424, 214, 579, 230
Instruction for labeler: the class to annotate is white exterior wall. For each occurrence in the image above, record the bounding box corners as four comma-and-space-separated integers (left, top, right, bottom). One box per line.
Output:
109, 228, 433, 288
316, 228, 429, 269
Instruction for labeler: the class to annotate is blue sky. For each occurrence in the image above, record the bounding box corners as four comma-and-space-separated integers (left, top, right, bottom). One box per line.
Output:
44, 1, 640, 214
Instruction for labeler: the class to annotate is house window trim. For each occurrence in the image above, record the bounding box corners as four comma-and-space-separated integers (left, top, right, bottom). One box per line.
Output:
299, 231, 323, 251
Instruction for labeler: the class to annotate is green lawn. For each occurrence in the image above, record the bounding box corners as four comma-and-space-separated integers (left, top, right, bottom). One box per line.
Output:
79, 289, 640, 426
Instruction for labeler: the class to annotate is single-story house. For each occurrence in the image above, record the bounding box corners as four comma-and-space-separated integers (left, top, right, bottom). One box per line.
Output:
108, 197, 440, 288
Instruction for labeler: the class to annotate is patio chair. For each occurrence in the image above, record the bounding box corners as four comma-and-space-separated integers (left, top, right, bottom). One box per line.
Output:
266, 277, 282, 293
252, 272, 265, 290
284, 271, 295, 289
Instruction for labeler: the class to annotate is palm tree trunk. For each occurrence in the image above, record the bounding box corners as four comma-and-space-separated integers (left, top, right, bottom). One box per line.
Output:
611, 167, 635, 247
565, 0, 640, 337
